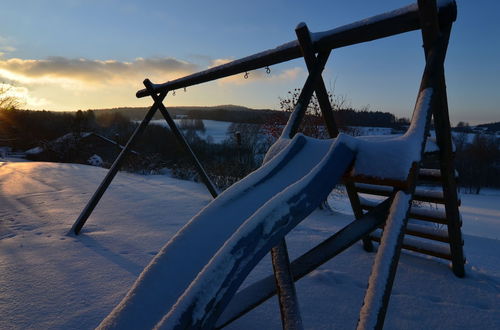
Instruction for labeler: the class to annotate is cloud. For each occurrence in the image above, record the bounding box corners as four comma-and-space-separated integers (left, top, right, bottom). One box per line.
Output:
0, 56, 199, 87
0, 55, 305, 110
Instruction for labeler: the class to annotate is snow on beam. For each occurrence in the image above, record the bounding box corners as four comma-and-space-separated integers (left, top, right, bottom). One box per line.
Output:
357, 191, 412, 330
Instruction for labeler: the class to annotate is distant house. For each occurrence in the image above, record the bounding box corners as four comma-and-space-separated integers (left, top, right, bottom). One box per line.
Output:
25, 132, 140, 167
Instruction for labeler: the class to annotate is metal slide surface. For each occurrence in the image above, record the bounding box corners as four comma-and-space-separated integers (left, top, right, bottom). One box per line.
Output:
98, 134, 355, 330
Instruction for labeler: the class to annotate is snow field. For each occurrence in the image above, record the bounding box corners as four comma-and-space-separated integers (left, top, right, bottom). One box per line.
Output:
0, 159, 499, 329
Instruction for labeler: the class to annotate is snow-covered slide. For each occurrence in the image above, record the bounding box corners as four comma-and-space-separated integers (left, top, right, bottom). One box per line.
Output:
98, 133, 355, 329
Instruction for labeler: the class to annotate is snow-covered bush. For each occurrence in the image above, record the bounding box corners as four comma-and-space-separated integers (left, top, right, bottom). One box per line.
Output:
87, 154, 103, 167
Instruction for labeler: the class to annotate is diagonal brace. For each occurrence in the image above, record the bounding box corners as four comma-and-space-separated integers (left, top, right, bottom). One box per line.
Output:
295, 22, 374, 252
70, 92, 166, 235
143, 79, 219, 198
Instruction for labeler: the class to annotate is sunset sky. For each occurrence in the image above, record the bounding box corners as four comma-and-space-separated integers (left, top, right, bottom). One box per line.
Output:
0, 0, 498, 124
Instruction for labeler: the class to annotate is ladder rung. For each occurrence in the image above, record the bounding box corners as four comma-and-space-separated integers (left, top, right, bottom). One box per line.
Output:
359, 199, 450, 225
418, 168, 458, 182
405, 223, 449, 243
418, 168, 442, 182
354, 183, 461, 206
370, 230, 452, 260
343, 175, 409, 189
372, 222, 449, 242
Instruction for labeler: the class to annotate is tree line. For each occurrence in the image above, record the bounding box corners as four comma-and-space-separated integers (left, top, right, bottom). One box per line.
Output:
1, 105, 498, 193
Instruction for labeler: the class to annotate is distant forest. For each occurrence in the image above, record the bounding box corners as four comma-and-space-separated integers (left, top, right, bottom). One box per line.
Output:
1, 106, 499, 192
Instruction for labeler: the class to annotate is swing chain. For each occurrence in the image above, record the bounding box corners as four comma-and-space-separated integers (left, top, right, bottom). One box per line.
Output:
265, 66, 271, 74
244, 72, 249, 79
172, 90, 176, 96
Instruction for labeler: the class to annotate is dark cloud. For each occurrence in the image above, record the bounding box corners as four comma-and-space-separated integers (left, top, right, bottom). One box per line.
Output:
0, 56, 199, 85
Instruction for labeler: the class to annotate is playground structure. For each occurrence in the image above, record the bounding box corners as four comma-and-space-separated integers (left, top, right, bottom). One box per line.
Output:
71, 0, 465, 329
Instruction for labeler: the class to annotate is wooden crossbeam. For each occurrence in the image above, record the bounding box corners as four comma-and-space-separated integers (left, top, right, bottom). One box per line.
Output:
136, 1, 456, 98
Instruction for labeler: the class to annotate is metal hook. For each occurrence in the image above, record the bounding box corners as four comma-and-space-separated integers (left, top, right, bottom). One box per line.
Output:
265, 66, 271, 74
172, 90, 176, 96
244, 72, 249, 79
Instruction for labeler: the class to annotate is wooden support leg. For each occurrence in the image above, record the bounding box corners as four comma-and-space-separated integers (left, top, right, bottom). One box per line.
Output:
417, 0, 465, 277
70, 94, 164, 234
268, 42, 329, 330
295, 23, 373, 252
271, 240, 304, 330
346, 182, 375, 251
357, 191, 412, 330
143, 79, 219, 199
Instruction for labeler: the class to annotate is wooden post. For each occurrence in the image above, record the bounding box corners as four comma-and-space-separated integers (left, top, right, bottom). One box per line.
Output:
271, 240, 304, 330
357, 8, 454, 326
418, 0, 465, 277
269, 43, 330, 330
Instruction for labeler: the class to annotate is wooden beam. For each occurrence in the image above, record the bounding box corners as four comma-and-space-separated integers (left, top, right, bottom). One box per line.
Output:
136, 1, 457, 98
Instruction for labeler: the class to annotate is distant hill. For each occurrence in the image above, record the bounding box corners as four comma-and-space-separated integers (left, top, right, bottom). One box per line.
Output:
476, 121, 500, 133
85, 105, 409, 127
89, 105, 278, 124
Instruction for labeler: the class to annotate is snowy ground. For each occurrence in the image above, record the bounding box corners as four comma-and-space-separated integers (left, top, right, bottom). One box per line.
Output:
0, 159, 499, 329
